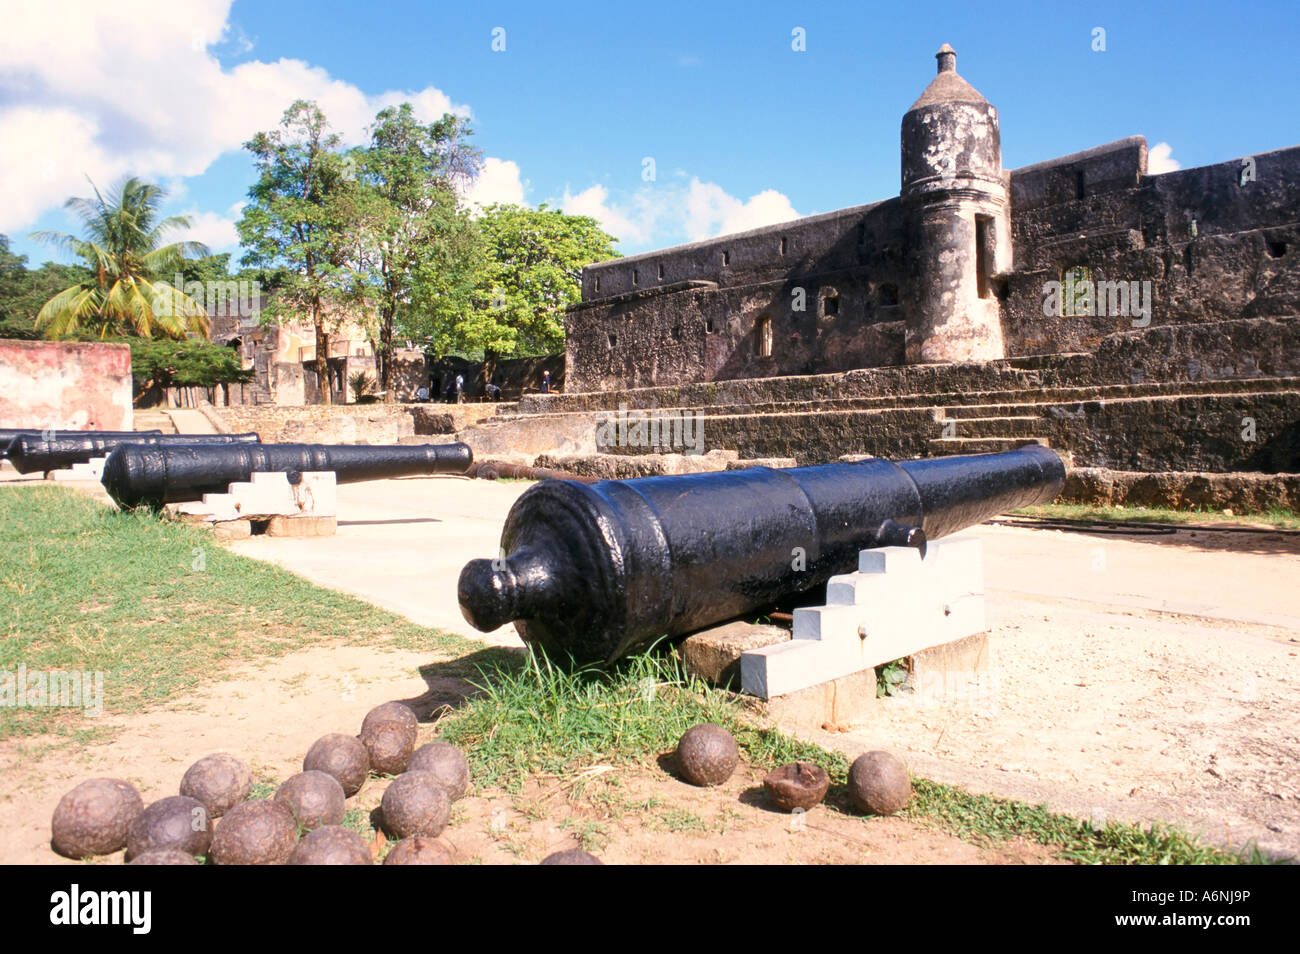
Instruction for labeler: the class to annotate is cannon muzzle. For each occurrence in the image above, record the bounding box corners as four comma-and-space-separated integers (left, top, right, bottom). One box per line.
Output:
102, 440, 474, 509
6, 432, 260, 474
459, 446, 1065, 664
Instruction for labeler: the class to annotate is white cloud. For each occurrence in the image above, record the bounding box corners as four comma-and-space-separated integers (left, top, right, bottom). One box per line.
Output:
1147, 142, 1181, 175
0, 0, 469, 232
178, 202, 245, 251
684, 181, 799, 242
462, 157, 526, 212
559, 177, 800, 250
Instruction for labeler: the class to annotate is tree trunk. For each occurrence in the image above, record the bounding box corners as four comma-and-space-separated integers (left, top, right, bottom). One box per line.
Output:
379, 303, 395, 403
315, 310, 331, 406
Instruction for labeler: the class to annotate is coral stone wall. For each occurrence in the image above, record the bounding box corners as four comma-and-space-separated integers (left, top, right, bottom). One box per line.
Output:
0, 339, 133, 430
565, 140, 1300, 393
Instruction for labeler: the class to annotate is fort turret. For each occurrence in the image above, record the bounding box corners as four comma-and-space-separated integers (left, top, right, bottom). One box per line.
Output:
900, 44, 1009, 363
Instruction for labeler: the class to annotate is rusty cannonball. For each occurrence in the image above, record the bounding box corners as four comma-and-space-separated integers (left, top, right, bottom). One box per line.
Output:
406, 742, 470, 800
287, 825, 372, 865
674, 723, 739, 787
127, 849, 199, 866
380, 771, 450, 839
763, 762, 831, 812
362, 723, 415, 776
210, 799, 299, 865
383, 836, 455, 866
303, 733, 370, 797
360, 703, 418, 775
179, 753, 251, 819
360, 701, 417, 737
540, 849, 603, 865
847, 750, 912, 815
274, 771, 345, 831
126, 795, 211, 861
51, 778, 144, 858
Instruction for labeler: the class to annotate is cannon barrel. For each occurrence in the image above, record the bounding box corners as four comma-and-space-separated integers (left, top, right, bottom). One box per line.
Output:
458, 445, 1065, 664
1, 429, 161, 459
101, 440, 475, 509
6, 431, 261, 474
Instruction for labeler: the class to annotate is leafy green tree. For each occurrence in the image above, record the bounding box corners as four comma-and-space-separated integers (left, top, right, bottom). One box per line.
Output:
465, 203, 619, 357
353, 104, 482, 399
237, 101, 360, 404
0, 235, 42, 339
29, 178, 209, 339
128, 337, 253, 406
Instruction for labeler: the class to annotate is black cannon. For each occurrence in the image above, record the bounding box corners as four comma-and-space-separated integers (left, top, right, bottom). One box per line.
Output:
101, 441, 475, 509
5, 432, 261, 474
459, 445, 1066, 664
1, 429, 161, 459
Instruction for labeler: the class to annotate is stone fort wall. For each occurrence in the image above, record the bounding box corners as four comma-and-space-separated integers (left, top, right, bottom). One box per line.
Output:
566, 138, 1300, 392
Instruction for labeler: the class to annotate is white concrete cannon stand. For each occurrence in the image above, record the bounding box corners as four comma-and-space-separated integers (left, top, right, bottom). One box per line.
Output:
168, 471, 338, 536
741, 534, 985, 699
46, 455, 109, 481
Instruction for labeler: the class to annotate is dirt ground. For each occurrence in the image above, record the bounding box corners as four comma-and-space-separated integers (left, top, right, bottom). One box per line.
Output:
0, 644, 1052, 865
1, 474, 1296, 863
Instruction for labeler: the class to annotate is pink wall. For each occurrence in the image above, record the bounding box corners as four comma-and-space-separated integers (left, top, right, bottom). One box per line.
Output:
0, 339, 133, 430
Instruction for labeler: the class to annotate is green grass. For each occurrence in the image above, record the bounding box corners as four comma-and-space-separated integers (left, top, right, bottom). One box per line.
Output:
438, 646, 1272, 865
1012, 502, 1300, 530
0, 485, 471, 739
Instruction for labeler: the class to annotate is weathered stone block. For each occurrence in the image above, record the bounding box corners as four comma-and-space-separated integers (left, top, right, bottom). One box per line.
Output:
681, 621, 789, 687
265, 515, 337, 537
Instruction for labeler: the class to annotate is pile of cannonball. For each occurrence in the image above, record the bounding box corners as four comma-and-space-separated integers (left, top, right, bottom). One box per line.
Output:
49, 700, 598, 865
673, 722, 912, 816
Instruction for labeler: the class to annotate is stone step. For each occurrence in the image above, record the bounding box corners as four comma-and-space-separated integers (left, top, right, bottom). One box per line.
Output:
934, 416, 1042, 438
926, 437, 1050, 455
488, 376, 1300, 424
940, 385, 1300, 419
133, 411, 177, 434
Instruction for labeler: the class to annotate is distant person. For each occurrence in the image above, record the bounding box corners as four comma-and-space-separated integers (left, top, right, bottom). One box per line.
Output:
416, 385, 429, 402
455, 373, 465, 404
542, 369, 551, 394
485, 382, 501, 401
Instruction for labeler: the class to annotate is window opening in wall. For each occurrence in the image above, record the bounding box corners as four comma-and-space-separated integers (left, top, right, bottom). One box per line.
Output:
704, 319, 714, 334
722, 251, 730, 267
658, 263, 665, 279
632, 269, 639, 285
780, 237, 788, 256
1267, 239, 1287, 258
671, 325, 682, 341
755, 316, 773, 357
1075, 169, 1086, 200
823, 294, 840, 316
608, 333, 617, 348
594, 277, 599, 293
975, 214, 995, 299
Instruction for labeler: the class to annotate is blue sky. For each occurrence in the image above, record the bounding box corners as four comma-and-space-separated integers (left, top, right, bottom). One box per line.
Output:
2, 0, 1297, 266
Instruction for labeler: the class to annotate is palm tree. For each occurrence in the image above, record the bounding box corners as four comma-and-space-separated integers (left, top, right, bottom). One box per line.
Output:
30, 177, 211, 339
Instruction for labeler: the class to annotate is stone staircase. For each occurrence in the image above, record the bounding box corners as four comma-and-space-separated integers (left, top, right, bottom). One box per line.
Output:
132, 410, 177, 434
455, 359, 1300, 474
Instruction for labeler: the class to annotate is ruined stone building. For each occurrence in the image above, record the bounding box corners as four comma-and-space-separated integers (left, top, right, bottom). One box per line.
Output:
208, 296, 426, 405
565, 46, 1299, 394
